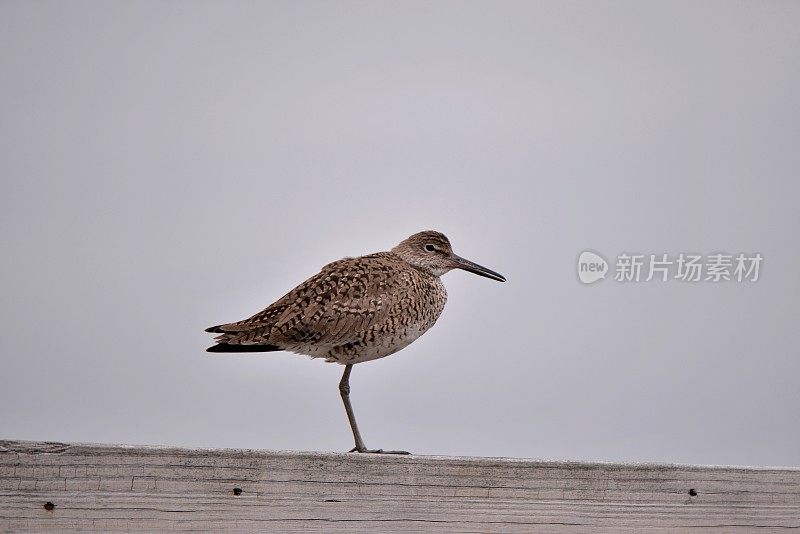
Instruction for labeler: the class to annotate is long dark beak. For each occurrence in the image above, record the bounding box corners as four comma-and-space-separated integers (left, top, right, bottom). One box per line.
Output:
451, 254, 506, 282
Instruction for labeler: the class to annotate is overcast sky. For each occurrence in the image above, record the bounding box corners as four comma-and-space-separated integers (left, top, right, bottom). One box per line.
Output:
2, 1, 799, 467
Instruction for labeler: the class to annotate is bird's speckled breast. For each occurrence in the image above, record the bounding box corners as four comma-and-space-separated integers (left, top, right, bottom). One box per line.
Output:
325, 269, 447, 364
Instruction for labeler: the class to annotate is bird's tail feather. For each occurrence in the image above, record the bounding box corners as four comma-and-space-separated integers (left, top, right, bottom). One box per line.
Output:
206, 343, 282, 353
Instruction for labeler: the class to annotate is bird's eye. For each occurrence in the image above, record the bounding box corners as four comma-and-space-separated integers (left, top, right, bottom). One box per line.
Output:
425, 244, 436, 252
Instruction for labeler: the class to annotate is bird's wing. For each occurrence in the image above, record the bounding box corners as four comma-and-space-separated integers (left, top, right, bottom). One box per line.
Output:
211, 254, 408, 348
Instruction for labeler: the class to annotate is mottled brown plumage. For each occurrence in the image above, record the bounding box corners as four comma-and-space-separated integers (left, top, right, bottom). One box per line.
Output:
206, 230, 505, 453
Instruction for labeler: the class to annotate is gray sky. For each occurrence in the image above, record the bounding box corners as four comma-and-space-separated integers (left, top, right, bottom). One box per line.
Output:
2, 1, 799, 467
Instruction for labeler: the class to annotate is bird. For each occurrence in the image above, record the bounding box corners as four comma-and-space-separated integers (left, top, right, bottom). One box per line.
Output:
205, 230, 505, 454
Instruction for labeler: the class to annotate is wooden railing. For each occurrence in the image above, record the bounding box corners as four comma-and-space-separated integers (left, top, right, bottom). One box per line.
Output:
1, 439, 798, 532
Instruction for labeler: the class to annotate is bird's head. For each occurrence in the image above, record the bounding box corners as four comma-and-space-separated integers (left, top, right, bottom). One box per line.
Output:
391, 230, 506, 282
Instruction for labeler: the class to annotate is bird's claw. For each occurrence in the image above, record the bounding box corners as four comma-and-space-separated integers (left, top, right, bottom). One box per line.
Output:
348, 447, 410, 455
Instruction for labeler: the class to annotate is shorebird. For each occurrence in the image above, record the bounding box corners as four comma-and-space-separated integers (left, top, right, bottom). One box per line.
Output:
206, 230, 505, 453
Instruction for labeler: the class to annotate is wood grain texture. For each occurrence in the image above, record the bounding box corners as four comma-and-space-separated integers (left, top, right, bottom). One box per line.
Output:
0, 439, 798, 532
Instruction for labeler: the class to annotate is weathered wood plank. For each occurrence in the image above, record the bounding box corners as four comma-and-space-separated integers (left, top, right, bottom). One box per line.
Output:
0, 440, 798, 532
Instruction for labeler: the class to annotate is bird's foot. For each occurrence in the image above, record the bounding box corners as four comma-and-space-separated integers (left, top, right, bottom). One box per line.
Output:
348, 446, 410, 455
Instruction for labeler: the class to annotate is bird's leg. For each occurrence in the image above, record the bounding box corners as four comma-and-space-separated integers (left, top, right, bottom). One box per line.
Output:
339, 364, 368, 452
339, 364, 409, 455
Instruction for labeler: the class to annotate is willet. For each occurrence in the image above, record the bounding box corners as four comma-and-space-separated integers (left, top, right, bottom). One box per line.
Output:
206, 230, 505, 453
